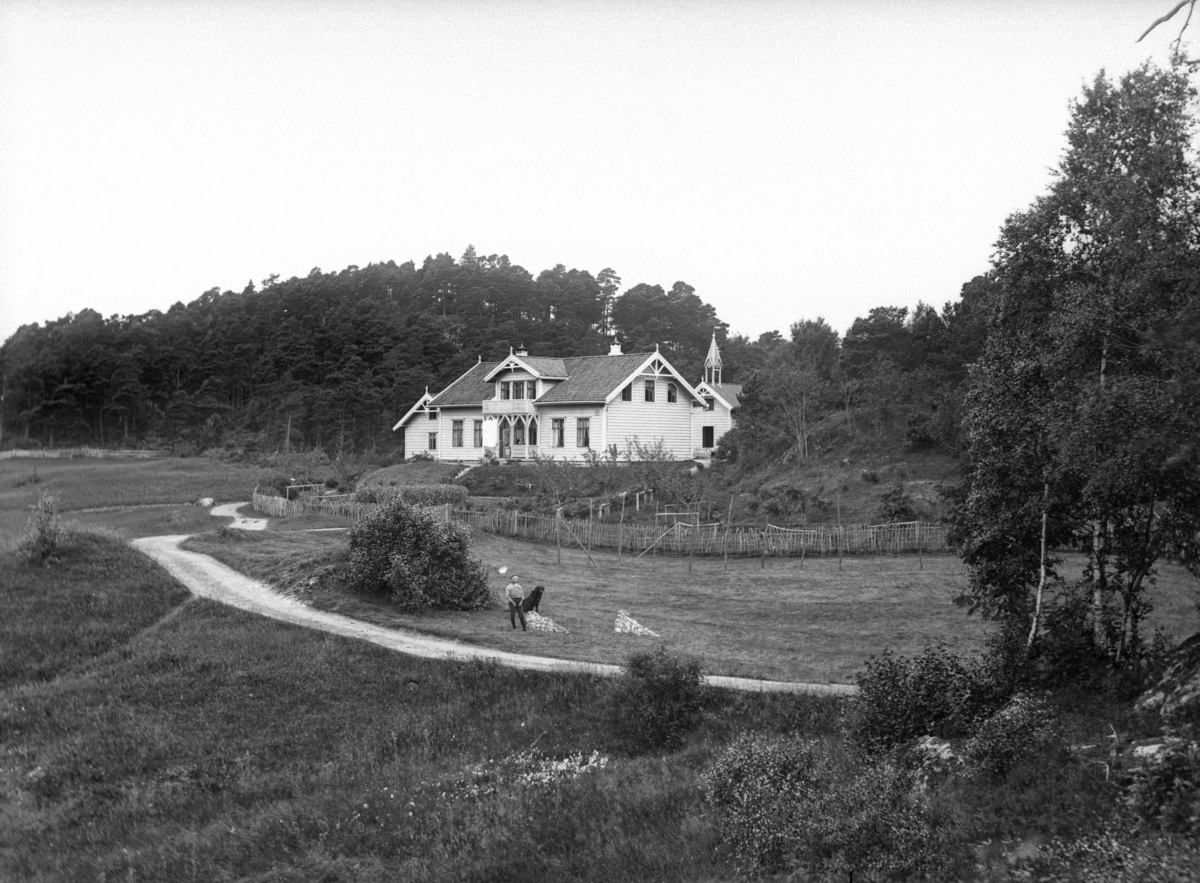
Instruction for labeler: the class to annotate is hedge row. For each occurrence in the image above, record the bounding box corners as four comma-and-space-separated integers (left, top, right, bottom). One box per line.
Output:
354, 484, 469, 507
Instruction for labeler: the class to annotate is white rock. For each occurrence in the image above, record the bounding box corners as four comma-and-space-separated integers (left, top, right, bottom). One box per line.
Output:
197, 497, 215, 507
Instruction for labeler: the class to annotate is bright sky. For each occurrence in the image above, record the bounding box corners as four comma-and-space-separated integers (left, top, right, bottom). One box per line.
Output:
0, 0, 1188, 346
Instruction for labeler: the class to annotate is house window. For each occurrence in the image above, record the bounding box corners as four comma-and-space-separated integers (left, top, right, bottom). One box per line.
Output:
428, 431, 438, 450
702, 426, 714, 448
667, 383, 677, 403
514, 420, 525, 445
452, 420, 463, 447
705, 397, 715, 411
527, 380, 537, 399
576, 418, 590, 448
552, 418, 564, 447
644, 380, 655, 402
528, 418, 538, 445
621, 384, 632, 401
500, 381, 511, 400
513, 380, 524, 400
473, 420, 483, 447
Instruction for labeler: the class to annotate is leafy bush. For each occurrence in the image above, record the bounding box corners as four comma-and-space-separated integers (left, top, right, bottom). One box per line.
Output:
347, 499, 489, 613
801, 759, 947, 879
354, 484, 468, 507
704, 736, 948, 878
1126, 739, 1200, 835
963, 692, 1060, 779
614, 647, 705, 750
19, 491, 63, 564
703, 734, 826, 874
408, 450, 434, 462
851, 644, 1011, 754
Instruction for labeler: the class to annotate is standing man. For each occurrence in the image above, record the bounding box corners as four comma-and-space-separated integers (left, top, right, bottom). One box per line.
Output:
506, 574, 526, 631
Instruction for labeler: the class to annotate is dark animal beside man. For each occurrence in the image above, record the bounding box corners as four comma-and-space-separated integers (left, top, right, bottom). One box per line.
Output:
521, 586, 545, 615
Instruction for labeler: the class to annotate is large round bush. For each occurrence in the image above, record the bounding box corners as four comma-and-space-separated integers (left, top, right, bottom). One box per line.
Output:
348, 499, 490, 612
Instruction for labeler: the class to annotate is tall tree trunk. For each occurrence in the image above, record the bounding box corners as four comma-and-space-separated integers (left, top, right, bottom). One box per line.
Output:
1027, 481, 1050, 652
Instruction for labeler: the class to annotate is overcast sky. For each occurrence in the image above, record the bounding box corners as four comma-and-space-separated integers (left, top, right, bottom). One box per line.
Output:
0, 0, 1188, 347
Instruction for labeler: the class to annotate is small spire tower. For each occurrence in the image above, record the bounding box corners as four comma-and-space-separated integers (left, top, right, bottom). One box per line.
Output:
703, 330, 723, 385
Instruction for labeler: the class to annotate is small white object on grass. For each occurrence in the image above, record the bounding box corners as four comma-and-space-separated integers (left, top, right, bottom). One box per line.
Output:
614, 610, 659, 638
498, 566, 508, 575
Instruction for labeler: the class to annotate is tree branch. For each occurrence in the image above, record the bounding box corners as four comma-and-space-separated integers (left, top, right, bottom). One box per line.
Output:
1138, 0, 1194, 43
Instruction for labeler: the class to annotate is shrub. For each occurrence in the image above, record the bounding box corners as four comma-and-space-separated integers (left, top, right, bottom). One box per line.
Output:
704, 736, 948, 878
408, 450, 434, 462
963, 693, 1061, 779
354, 484, 468, 507
19, 491, 63, 564
703, 734, 827, 874
801, 760, 947, 879
851, 645, 1003, 754
614, 647, 705, 750
1126, 739, 1200, 835
347, 499, 489, 613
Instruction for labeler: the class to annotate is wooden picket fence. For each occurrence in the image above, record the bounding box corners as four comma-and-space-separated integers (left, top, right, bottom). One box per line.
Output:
0, 447, 168, 460
449, 509, 950, 558
250, 492, 951, 559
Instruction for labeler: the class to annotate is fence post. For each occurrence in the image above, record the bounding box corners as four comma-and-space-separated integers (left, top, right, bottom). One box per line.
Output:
556, 507, 562, 564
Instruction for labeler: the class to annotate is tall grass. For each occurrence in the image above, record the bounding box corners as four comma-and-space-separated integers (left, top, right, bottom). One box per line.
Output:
0, 533, 842, 881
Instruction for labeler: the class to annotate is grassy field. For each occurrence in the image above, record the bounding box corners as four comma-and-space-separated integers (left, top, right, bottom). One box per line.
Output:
181, 518, 1200, 685
0, 457, 268, 550
5, 530, 1194, 881
359, 461, 463, 486
0, 530, 845, 882
184, 524, 993, 684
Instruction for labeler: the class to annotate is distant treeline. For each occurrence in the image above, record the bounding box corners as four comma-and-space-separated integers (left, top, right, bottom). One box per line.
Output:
0, 244, 993, 459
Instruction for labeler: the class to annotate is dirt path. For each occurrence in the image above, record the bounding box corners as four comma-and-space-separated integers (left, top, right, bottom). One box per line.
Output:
133, 509, 857, 696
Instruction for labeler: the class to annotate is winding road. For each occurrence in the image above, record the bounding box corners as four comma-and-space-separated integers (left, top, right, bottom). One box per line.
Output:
132, 504, 857, 697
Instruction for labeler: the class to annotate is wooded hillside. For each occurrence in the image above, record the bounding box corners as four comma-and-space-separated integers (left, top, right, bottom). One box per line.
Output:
0, 247, 987, 459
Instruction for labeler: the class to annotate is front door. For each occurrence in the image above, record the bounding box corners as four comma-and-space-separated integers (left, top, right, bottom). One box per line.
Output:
499, 419, 511, 458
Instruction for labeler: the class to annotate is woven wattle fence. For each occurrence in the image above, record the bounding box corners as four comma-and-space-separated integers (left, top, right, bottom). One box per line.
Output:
250, 492, 950, 559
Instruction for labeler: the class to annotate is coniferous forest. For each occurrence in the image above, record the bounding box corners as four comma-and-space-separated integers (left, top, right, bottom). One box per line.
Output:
0, 245, 994, 460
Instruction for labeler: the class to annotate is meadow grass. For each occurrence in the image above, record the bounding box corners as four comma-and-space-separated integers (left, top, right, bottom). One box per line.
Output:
0, 457, 269, 516
0, 531, 842, 882
0, 531, 190, 690
359, 461, 463, 487
184, 520, 1199, 686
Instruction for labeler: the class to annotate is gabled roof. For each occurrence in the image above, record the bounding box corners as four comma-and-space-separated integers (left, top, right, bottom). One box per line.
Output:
533, 353, 654, 404
428, 361, 500, 407
392, 391, 434, 431
532, 352, 706, 405
695, 380, 743, 411
483, 353, 568, 381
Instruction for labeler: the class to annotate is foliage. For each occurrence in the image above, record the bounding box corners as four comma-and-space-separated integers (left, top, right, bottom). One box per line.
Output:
874, 479, 920, 522
353, 483, 468, 507
1029, 832, 1200, 883
850, 644, 1012, 754
1126, 739, 1200, 835
704, 735, 947, 878
963, 693, 1061, 779
347, 499, 489, 612
614, 646, 705, 750
955, 60, 1200, 668
19, 490, 63, 563
702, 733, 827, 874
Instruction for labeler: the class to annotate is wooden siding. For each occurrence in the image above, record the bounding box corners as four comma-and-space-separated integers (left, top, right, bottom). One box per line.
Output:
605, 383, 695, 460
534, 404, 604, 462
439, 406, 486, 462
692, 400, 734, 455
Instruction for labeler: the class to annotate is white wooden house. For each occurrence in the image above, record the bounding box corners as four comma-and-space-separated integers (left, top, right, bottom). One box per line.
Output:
394, 340, 737, 463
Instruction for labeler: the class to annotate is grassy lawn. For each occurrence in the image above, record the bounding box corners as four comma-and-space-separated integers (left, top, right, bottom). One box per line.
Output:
184, 520, 1200, 686
359, 461, 463, 486
0, 531, 843, 883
